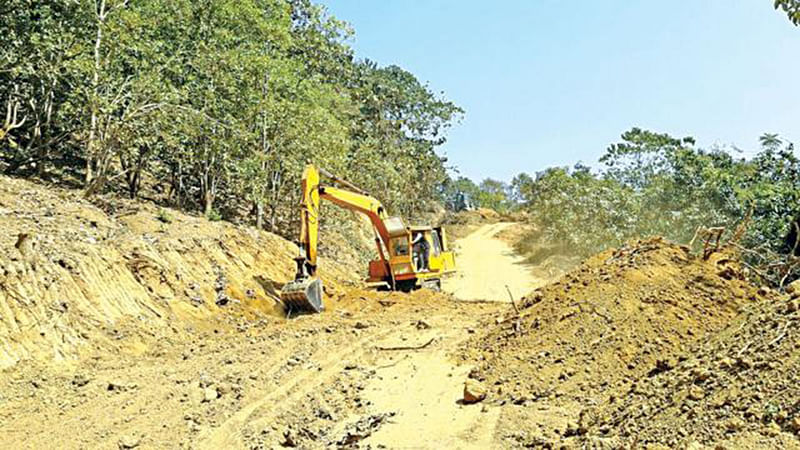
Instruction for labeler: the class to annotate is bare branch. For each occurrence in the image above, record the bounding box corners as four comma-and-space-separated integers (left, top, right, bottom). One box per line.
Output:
1, 90, 27, 142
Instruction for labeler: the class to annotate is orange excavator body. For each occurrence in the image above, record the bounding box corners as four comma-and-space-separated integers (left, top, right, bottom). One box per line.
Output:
280, 164, 456, 314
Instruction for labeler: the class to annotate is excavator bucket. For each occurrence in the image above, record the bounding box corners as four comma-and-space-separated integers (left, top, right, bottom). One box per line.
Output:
280, 277, 324, 314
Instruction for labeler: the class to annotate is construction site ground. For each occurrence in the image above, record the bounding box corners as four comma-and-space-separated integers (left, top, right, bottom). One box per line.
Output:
2, 177, 799, 449
0, 176, 537, 449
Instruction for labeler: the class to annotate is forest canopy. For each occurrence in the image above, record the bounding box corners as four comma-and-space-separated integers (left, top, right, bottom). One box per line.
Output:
0, 0, 462, 231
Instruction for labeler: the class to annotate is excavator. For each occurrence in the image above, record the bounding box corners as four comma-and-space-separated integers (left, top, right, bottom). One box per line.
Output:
280, 164, 456, 313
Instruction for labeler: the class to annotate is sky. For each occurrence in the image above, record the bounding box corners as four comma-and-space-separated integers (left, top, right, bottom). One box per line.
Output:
323, 1, 800, 182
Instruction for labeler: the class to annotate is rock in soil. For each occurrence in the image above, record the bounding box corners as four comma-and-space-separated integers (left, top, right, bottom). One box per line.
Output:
118, 435, 141, 449
203, 387, 218, 402
463, 379, 487, 404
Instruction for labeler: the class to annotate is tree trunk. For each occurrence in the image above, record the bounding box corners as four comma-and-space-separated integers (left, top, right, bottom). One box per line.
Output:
127, 170, 139, 199
203, 189, 214, 216
255, 201, 264, 229
36, 82, 56, 176
86, 0, 105, 187
168, 161, 184, 208
269, 204, 277, 232
85, 155, 94, 186
200, 164, 216, 216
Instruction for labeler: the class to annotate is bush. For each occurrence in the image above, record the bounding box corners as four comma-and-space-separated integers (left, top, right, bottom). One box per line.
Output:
512, 129, 800, 285
156, 208, 173, 224
206, 209, 222, 222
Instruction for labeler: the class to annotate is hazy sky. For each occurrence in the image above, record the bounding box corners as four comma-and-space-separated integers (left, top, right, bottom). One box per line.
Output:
323, 1, 800, 182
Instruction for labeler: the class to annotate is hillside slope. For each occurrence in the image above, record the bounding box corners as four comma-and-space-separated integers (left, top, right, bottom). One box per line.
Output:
0, 176, 358, 369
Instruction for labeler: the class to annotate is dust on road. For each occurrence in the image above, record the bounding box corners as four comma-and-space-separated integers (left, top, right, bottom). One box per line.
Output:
443, 222, 546, 302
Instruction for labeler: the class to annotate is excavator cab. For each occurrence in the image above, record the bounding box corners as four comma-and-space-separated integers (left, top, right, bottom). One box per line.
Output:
376, 225, 455, 292
280, 164, 456, 313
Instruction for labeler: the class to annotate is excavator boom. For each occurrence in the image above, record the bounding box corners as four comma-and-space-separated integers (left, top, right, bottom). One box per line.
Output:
281, 165, 323, 313
280, 164, 455, 314
281, 165, 391, 313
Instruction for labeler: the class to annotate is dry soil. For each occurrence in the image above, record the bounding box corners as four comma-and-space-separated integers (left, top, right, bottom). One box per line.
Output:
2, 176, 799, 449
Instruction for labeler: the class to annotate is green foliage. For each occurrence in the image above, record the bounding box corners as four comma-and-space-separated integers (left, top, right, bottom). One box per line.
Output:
476, 179, 511, 212
513, 129, 800, 284
775, 0, 800, 25
516, 165, 637, 258
206, 209, 222, 222
0, 0, 461, 237
156, 208, 173, 224
441, 176, 515, 212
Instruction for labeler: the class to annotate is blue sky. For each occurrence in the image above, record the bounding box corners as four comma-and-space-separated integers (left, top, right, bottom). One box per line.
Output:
323, 1, 800, 182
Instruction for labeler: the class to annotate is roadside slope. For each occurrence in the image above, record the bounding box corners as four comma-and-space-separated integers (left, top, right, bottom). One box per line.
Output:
0, 175, 357, 369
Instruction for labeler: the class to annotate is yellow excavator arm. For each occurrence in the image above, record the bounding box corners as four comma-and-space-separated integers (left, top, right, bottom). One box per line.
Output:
296, 164, 321, 272
282, 164, 392, 313
281, 163, 456, 314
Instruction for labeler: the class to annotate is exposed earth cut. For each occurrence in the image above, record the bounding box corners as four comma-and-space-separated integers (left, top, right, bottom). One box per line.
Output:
1, 176, 799, 449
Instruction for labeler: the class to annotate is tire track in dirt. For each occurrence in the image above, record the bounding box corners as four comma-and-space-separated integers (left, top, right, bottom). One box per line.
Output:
356, 311, 501, 449
195, 325, 401, 449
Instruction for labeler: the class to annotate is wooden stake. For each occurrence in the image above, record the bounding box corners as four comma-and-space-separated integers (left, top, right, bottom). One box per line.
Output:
505, 285, 520, 315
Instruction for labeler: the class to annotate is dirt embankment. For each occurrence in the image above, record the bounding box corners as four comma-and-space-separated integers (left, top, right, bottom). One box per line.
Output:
589, 285, 800, 449
459, 237, 789, 448
0, 175, 358, 369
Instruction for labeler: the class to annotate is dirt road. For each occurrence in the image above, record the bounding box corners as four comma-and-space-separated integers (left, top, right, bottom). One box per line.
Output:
1, 293, 503, 449
1, 223, 545, 449
194, 223, 548, 449
193, 223, 547, 449
443, 222, 545, 302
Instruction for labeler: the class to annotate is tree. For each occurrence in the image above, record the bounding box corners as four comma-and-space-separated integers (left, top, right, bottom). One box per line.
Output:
759, 133, 782, 150
600, 127, 696, 189
509, 172, 534, 205
0, 1, 88, 175
346, 62, 463, 217
1, 0, 463, 240
775, 0, 800, 25
476, 179, 510, 212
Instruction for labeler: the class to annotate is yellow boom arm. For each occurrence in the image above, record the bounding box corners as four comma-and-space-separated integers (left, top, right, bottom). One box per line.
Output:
294, 164, 391, 277
283, 164, 391, 313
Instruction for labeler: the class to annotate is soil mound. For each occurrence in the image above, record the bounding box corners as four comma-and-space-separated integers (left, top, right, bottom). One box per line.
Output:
462, 237, 765, 406
587, 289, 800, 448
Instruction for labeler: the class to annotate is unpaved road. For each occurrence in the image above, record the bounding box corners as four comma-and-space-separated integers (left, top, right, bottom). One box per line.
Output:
196, 223, 546, 449
444, 222, 545, 302
0, 223, 540, 449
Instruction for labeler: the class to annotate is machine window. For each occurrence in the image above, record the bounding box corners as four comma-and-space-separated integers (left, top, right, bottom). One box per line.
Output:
391, 236, 410, 256
431, 231, 442, 255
